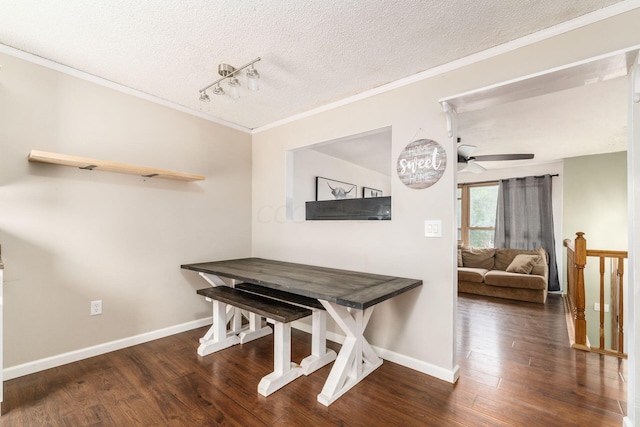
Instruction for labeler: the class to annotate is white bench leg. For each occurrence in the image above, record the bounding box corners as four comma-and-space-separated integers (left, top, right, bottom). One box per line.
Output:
229, 307, 243, 333
198, 303, 235, 344
197, 300, 241, 357
300, 310, 337, 375
227, 279, 271, 344
257, 321, 304, 397
197, 274, 272, 355
239, 311, 272, 344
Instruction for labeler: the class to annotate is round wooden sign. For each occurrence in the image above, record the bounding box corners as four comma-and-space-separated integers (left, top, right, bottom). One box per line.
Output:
396, 139, 446, 189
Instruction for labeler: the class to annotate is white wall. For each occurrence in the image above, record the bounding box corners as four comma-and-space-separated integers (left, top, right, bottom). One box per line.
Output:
625, 51, 640, 427
289, 149, 391, 221
0, 52, 253, 368
252, 9, 640, 384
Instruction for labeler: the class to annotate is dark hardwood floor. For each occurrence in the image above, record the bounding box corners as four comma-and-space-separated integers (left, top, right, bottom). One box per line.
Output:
1, 293, 627, 426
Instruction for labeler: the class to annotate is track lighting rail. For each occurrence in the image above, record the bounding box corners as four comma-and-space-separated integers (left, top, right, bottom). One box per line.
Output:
199, 57, 261, 94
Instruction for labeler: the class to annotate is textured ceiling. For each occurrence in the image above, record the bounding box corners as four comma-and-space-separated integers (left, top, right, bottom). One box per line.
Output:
451, 52, 630, 172
0, 0, 627, 131
456, 75, 628, 172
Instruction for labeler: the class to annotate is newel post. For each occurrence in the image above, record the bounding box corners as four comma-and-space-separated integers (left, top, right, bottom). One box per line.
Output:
574, 232, 588, 348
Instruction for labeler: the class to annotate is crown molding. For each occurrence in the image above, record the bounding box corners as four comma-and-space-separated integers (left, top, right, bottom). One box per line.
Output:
1, 0, 638, 136
0, 43, 252, 134
252, 1, 640, 134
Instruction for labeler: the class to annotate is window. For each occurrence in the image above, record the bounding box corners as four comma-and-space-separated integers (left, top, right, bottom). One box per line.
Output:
457, 182, 499, 248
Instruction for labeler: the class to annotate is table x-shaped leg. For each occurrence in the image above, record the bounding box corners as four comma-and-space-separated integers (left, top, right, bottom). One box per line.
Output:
317, 301, 381, 406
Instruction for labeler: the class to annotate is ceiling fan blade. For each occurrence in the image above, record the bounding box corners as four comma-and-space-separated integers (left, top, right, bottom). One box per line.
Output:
462, 160, 487, 174
457, 144, 476, 159
473, 153, 535, 162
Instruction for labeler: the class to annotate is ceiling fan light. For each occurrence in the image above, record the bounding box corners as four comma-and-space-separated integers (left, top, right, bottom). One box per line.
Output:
465, 160, 487, 174
457, 144, 476, 159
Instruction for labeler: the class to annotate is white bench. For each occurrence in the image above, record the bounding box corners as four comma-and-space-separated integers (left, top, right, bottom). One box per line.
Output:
234, 282, 337, 375
197, 286, 312, 396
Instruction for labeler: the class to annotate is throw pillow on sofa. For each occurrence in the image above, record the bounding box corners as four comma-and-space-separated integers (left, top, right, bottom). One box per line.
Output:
494, 247, 547, 271
460, 247, 495, 269
506, 254, 542, 274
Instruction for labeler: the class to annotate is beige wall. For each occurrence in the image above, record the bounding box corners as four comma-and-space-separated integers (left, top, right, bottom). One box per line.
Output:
252, 10, 640, 381
0, 52, 253, 367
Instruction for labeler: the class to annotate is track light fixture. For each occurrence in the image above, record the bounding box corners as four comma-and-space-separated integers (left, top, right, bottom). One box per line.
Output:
213, 83, 225, 96
246, 64, 260, 91
199, 57, 261, 103
198, 91, 211, 112
228, 77, 240, 99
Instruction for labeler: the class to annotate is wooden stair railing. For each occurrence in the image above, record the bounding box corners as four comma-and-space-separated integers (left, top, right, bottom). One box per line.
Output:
564, 233, 588, 350
563, 232, 627, 358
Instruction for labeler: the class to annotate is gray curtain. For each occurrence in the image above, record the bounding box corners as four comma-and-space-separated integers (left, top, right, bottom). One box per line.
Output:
494, 174, 560, 291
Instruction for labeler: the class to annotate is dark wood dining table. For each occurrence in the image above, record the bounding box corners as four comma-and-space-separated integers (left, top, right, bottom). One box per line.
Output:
181, 257, 422, 406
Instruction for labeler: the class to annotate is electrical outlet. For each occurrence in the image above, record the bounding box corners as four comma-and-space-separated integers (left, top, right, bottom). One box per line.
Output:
90, 300, 102, 316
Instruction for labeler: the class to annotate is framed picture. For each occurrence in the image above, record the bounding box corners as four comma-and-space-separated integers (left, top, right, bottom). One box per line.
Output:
363, 187, 383, 198
316, 177, 357, 201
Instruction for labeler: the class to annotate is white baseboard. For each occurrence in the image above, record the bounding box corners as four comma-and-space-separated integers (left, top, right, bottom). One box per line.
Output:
5, 318, 459, 384
623, 416, 634, 427
291, 321, 460, 384
374, 347, 460, 384
4, 318, 212, 381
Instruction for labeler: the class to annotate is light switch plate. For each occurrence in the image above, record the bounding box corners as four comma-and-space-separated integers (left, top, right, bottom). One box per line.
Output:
424, 220, 442, 238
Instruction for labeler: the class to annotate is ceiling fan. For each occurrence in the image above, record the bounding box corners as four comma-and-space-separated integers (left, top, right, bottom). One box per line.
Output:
457, 142, 534, 173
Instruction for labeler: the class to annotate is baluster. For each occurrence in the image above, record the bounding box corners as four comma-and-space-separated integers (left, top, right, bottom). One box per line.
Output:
598, 256, 605, 350
617, 257, 625, 355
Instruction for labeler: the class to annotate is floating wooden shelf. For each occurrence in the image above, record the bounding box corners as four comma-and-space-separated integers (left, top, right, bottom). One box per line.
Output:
27, 150, 205, 182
